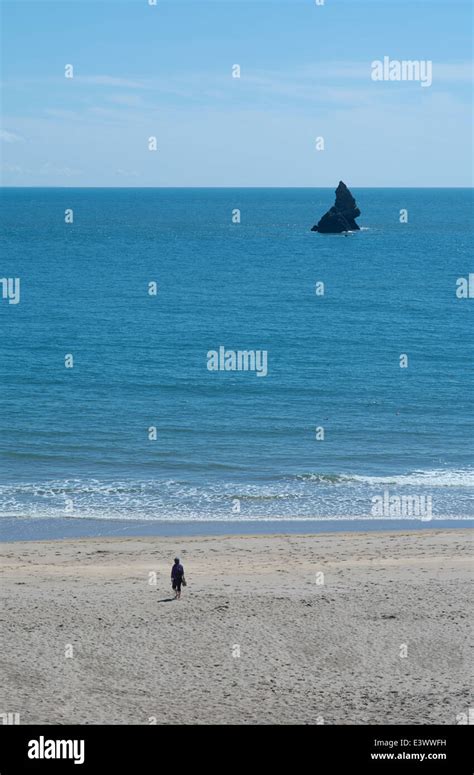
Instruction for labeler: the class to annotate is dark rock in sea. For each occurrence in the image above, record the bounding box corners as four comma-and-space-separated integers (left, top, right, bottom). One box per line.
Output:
311, 181, 361, 233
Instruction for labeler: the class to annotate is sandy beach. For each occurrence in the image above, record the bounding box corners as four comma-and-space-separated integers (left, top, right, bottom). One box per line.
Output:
1, 529, 471, 725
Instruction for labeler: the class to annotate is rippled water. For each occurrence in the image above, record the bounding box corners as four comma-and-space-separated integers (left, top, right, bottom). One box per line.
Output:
0, 188, 472, 533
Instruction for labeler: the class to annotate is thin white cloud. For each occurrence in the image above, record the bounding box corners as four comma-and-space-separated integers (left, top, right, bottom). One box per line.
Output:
0, 129, 24, 143
1, 162, 82, 178
37, 163, 83, 177
106, 94, 144, 107
297, 61, 473, 83
115, 168, 139, 177
44, 109, 82, 120
2, 62, 471, 105
432, 62, 473, 82
75, 75, 146, 89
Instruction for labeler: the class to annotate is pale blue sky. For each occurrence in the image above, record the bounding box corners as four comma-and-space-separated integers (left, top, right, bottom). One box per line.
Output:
1, 0, 472, 186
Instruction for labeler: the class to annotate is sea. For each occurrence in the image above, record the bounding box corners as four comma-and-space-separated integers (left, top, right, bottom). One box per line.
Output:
0, 187, 472, 540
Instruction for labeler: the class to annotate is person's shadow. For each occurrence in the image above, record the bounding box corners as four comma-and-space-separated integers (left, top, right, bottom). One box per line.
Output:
157, 597, 175, 603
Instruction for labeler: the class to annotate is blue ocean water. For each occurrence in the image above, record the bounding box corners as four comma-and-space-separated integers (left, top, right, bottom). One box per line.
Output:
0, 188, 472, 537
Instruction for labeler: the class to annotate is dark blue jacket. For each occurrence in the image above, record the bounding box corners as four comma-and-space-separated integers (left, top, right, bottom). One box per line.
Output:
171, 563, 184, 580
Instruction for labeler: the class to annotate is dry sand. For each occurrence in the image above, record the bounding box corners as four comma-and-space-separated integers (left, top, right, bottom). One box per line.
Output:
1, 529, 472, 725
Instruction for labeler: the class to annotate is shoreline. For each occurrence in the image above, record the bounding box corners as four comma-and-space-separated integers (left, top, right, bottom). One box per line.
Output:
1, 528, 471, 724
1, 516, 472, 543
3, 524, 473, 546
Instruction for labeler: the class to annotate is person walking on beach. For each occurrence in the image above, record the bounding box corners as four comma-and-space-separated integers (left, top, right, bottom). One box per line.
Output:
171, 557, 185, 599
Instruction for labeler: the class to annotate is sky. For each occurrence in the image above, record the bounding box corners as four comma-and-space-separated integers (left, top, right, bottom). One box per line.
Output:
0, 0, 472, 187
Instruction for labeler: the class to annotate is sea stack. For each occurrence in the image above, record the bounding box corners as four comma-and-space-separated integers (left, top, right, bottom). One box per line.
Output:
311, 181, 361, 233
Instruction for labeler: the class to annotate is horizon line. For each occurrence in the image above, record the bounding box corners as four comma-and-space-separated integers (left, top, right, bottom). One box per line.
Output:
1, 185, 473, 190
